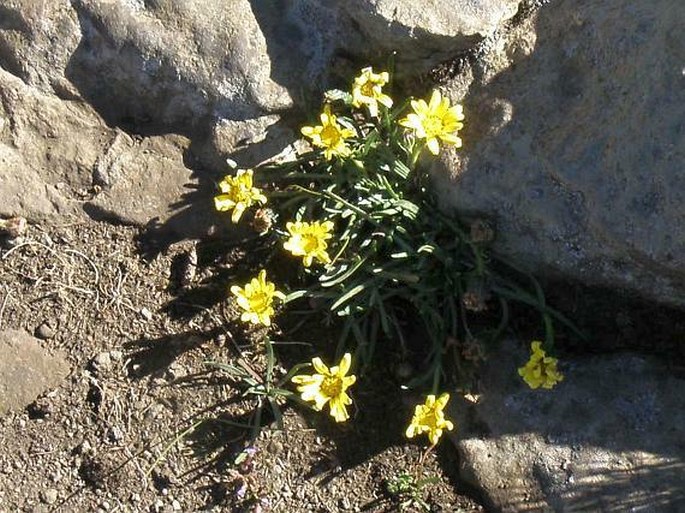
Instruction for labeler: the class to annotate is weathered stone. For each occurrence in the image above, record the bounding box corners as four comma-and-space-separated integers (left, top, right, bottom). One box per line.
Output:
0, 65, 205, 231
65, 0, 292, 133
85, 134, 196, 227
0, 68, 107, 221
34, 322, 55, 340
340, 0, 522, 75
0, 329, 70, 415
452, 340, 685, 512
433, 0, 685, 306
201, 115, 300, 170
0, 0, 82, 95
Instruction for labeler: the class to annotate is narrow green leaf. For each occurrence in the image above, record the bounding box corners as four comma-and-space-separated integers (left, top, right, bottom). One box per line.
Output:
331, 284, 366, 311
320, 256, 367, 287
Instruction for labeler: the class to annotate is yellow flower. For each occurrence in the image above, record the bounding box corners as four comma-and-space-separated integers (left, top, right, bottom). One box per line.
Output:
518, 341, 564, 390
283, 220, 334, 267
301, 105, 356, 160
351, 67, 393, 117
230, 270, 285, 327
406, 393, 454, 446
291, 353, 356, 422
214, 169, 267, 223
399, 90, 465, 156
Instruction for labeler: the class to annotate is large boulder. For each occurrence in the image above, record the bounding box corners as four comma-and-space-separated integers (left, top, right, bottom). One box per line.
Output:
0, 67, 205, 233
0, 0, 533, 236
452, 340, 685, 512
433, 0, 685, 306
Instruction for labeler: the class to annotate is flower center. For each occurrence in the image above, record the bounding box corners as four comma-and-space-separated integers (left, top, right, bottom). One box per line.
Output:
422, 114, 445, 137
419, 407, 439, 429
301, 233, 321, 254
248, 291, 270, 313
320, 376, 343, 398
321, 124, 342, 146
360, 82, 376, 97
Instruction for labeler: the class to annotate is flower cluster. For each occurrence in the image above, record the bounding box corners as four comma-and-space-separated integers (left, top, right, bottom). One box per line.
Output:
283, 220, 334, 267
400, 90, 465, 156
518, 341, 564, 389
301, 105, 356, 161
351, 67, 393, 118
209, 66, 563, 445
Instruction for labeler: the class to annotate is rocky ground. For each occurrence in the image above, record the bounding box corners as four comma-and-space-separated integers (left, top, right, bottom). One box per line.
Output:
0, 220, 485, 512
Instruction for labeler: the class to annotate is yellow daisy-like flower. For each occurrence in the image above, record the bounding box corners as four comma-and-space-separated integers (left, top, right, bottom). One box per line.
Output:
399, 90, 465, 156
518, 341, 564, 390
301, 105, 356, 161
230, 270, 286, 327
351, 67, 393, 118
283, 220, 334, 267
406, 393, 454, 446
214, 169, 267, 223
291, 353, 357, 423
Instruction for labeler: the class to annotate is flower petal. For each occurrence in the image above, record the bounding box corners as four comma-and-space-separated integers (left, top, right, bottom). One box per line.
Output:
338, 353, 352, 376
311, 357, 329, 375
426, 137, 441, 155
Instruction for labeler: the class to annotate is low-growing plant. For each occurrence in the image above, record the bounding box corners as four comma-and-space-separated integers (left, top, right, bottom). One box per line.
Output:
204, 338, 308, 438
386, 471, 440, 511
208, 65, 579, 456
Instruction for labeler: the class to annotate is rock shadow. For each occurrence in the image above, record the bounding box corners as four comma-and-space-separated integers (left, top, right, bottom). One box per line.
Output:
124, 328, 222, 379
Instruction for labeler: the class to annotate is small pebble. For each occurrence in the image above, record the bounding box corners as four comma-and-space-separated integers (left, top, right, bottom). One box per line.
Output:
77, 440, 93, 455
40, 489, 58, 505
107, 426, 124, 443
172, 499, 181, 511
92, 352, 113, 373
267, 440, 283, 455
35, 322, 56, 340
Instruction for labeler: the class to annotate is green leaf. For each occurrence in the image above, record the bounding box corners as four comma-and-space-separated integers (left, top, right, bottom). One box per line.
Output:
330, 284, 366, 311
284, 289, 308, 303
392, 160, 411, 179
324, 89, 353, 104
320, 256, 367, 287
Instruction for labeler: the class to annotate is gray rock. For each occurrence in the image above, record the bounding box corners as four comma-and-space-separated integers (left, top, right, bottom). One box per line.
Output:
201, 114, 298, 170
452, 340, 685, 512
66, 0, 292, 133
34, 322, 55, 340
85, 134, 197, 228
0, 66, 203, 232
340, 0, 522, 75
0, 68, 105, 221
91, 351, 113, 376
39, 488, 58, 505
0, 0, 82, 95
0, 329, 70, 415
433, 0, 685, 306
